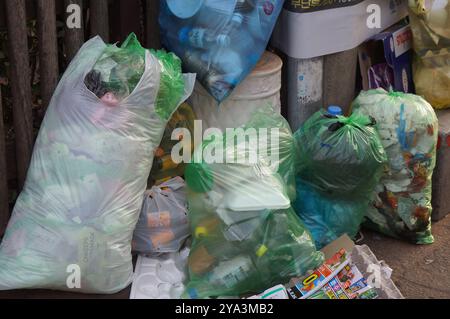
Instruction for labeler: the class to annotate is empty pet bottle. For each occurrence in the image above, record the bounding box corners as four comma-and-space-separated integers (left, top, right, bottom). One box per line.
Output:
222, 12, 245, 36
235, 0, 257, 12
178, 26, 230, 49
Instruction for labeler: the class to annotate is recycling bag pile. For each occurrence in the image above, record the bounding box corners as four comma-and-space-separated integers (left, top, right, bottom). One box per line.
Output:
0, 0, 447, 300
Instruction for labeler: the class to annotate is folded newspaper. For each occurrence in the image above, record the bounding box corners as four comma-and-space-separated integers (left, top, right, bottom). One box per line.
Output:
248, 235, 404, 300
287, 249, 378, 300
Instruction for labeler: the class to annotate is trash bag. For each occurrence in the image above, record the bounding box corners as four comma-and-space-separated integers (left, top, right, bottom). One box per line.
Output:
132, 177, 190, 254
183, 106, 324, 299
159, 0, 284, 102
295, 109, 388, 198
408, 0, 450, 109
293, 108, 387, 248
0, 36, 195, 293
149, 103, 196, 186
294, 178, 373, 249
352, 89, 438, 244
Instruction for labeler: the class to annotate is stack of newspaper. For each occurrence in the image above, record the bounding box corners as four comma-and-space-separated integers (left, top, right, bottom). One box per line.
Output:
287, 249, 378, 300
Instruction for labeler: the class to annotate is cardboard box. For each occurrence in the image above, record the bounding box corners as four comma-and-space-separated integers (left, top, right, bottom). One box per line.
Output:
358, 21, 414, 93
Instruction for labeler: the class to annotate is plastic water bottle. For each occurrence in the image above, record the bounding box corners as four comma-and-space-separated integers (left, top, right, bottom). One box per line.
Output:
184, 50, 235, 101
235, 0, 256, 12
179, 27, 230, 49
222, 12, 244, 36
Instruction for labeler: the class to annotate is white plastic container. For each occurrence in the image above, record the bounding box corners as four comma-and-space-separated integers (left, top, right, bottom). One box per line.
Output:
271, 0, 409, 131
189, 51, 283, 133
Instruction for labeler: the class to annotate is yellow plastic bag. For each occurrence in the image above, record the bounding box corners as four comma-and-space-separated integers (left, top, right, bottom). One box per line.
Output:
408, 0, 450, 109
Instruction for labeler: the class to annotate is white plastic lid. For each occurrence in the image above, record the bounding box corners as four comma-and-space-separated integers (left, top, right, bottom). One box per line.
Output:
224, 177, 290, 211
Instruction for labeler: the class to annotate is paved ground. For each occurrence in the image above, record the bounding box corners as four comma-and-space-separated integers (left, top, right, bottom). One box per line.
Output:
361, 215, 450, 299
0, 216, 449, 299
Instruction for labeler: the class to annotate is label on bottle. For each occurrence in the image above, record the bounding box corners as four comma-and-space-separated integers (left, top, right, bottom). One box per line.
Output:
211, 256, 252, 288
188, 28, 206, 48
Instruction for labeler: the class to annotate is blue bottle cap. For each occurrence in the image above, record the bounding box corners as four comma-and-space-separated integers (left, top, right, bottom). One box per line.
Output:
167, 0, 205, 19
178, 27, 191, 44
327, 106, 343, 116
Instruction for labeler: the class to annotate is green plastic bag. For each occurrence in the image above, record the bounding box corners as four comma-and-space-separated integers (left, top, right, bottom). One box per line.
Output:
85, 33, 185, 119
352, 89, 438, 244
293, 109, 387, 248
184, 106, 323, 299
295, 110, 388, 198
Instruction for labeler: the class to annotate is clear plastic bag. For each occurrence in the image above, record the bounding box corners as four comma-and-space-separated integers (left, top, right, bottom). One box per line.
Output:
293, 109, 387, 248
132, 177, 190, 254
408, 0, 450, 109
352, 89, 438, 244
0, 36, 195, 293
159, 0, 284, 102
183, 106, 323, 299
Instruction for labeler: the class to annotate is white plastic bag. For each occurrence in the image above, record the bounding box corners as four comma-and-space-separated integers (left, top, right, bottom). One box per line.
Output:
132, 177, 190, 254
0, 37, 195, 293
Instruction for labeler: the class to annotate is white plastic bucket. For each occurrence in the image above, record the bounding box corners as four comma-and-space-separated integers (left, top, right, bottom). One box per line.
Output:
189, 51, 283, 133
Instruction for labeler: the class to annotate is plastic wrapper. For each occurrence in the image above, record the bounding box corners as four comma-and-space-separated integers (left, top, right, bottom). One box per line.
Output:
293, 110, 387, 248
159, 0, 284, 102
0, 36, 195, 293
149, 103, 196, 185
132, 177, 190, 254
183, 106, 324, 299
408, 0, 450, 109
352, 89, 438, 244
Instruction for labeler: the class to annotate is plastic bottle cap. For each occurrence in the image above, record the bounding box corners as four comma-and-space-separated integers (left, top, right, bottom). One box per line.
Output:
188, 288, 199, 299
327, 106, 343, 116
256, 245, 268, 257
195, 227, 208, 238
232, 13, 245, 25
167, 0, 204, 19
178, 27, 191, 44
216, 34, 231, 47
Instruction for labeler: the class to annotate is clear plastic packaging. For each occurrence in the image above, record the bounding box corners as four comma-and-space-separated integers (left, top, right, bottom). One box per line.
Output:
409, 0, 450, 109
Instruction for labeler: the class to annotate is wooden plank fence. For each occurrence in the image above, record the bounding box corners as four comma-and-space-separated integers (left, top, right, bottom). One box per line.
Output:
0, 0, 161, 236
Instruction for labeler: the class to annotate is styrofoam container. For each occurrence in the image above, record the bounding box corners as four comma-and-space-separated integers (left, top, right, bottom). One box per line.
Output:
189, 51, 283, 133
130, 248, 190, 299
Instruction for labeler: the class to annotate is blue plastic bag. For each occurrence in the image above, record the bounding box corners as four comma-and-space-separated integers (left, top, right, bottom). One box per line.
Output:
159, 0, 284, 102
293, 108, 387, 249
